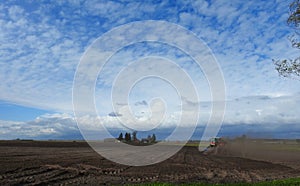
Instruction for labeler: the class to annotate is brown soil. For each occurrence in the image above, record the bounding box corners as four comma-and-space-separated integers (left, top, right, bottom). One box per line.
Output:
0, 140, 299, 185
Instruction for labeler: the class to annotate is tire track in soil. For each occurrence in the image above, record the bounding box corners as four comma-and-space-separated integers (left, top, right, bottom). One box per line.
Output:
0, 165, 85, 186
1, 168, 64, 186
24, 171, 68, 185
30, 172, 82, 186
0, 167, 49, 183
159, 147, 201, 183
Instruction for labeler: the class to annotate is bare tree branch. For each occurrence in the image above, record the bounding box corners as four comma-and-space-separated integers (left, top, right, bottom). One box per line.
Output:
274, 0, 300, 78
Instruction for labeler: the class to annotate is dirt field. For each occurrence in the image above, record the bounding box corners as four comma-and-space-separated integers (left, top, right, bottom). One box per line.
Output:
0, 140, 299, 185
211, 138, 300, 170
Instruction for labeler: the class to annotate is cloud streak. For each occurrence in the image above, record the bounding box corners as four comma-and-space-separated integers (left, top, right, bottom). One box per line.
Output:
0, 94, 299, 139
0, 0, 299, 113
0, 1, 299, 140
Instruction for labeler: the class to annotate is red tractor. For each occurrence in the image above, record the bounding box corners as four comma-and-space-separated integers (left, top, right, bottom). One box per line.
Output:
202, 137, 227, 155
210, 137, 226, 147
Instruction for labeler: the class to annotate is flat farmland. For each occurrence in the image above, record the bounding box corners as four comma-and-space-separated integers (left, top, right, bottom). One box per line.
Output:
0, 140, 299, 185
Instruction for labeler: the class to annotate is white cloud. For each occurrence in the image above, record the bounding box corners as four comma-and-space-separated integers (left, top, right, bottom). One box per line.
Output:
0, 0, 299, 134
0, 94, 300, 139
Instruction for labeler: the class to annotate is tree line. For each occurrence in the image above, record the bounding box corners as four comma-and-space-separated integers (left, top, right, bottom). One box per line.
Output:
117, 131, 156, 144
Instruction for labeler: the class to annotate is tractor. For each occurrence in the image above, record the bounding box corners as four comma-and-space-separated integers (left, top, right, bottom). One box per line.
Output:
202, 137, 227, 155
209, 137, 225, 147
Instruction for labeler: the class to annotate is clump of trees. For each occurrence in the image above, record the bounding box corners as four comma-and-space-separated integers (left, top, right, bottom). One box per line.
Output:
117, 131, 156, 145
274, 0, 300, 78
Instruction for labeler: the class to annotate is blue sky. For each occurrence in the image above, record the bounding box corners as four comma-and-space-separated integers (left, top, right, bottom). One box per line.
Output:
0, 0, 300, 140
0, 101, 51, 121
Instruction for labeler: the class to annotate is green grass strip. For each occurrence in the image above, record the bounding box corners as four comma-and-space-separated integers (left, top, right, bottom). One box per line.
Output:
125, 177, 300, 186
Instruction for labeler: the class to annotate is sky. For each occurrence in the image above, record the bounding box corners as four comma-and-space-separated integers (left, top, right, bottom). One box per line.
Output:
0, 0, 300, 140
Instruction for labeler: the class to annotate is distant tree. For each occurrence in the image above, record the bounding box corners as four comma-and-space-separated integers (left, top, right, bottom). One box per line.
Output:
132, 131, 137, 141
126, 132, 131, 142
124, 133, 129, 142
117, 133, 123, 141
273, 0, 300, 78
128, 133, 131, 141
151, 134, 156, 143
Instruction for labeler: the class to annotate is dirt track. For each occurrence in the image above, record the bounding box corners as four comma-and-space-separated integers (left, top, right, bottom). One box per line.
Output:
0, 140, 299, 185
